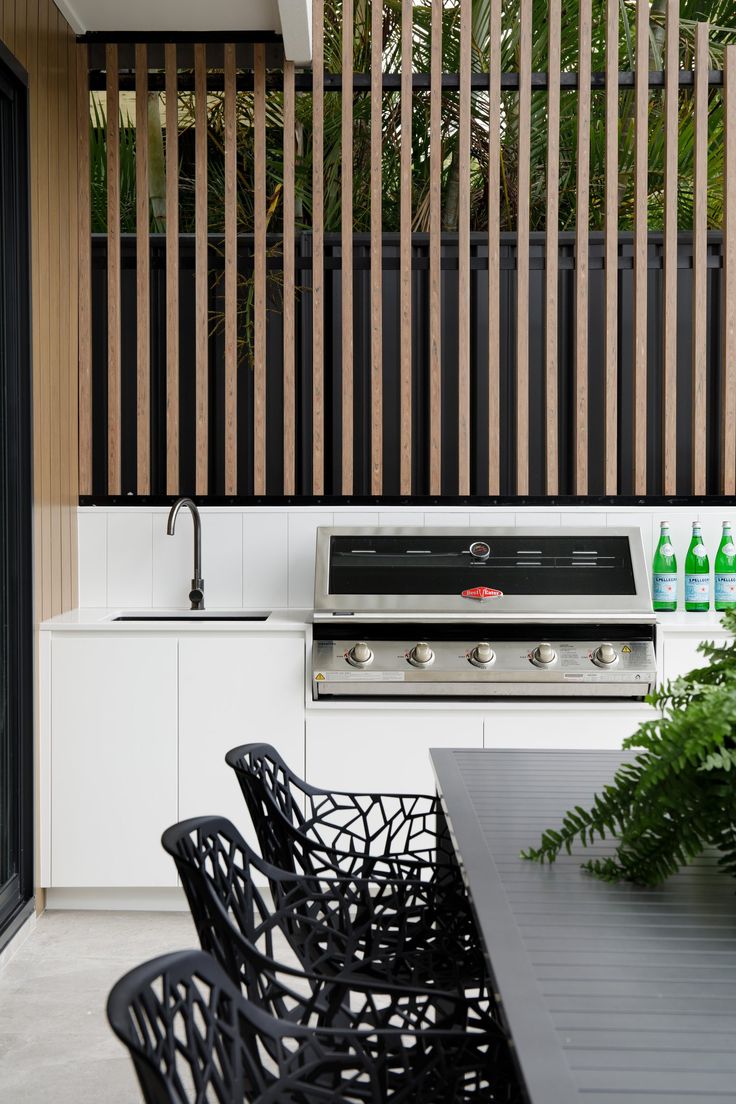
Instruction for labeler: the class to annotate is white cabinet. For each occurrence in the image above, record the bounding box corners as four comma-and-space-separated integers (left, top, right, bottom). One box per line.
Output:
483, 705, 652, 751
178, 635, 305, 850
50, 635, 178, 887
305, 713, 482, 794
661, 633, 730, 684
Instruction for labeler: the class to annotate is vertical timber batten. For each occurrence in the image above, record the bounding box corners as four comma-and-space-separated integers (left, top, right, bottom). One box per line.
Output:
370, 0, 383, 495
106, 43, 121, 494
283, 60, 296, 495
254, 43, 267, 495
165, 43, 180, 495
194, 43, 208, 495
312, 0, 325, 493
224, 43, 237, 495
545, 0, 561, 496
632, 0, 649, 495
457, 0, 471, 495
575, 0, 591, 495
723, 45, 736, 495
77, 43, 91, 496
488, 0, 501, 494
663, 0, 679, 495
135, 43, 150, 495
341, 0, 354, 495
692, 22, 708, 495
516, 0, 532, 495
604, 0, 618, 495
399, 0, 412, 494
429, 0, 442, 494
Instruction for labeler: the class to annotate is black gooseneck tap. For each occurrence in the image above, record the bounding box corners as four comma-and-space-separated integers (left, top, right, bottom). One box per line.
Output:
166, 498, 205, 610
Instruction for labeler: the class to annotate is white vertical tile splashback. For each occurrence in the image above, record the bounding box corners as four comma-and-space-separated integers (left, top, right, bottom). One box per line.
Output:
107, 512, 153, 607
288, 512, 333, 607
243, 512, 288, 608
203, 513, 244, 608
152, 508, 193, 608
77, 511, 107, 607
79, 504, 736, 612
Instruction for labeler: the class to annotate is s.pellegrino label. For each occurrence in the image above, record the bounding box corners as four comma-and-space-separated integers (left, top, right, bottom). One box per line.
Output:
715, 521, 736, 611
652, 521, 677, 611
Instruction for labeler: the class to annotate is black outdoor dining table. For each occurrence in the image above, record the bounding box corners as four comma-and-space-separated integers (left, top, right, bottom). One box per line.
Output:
430, 747, 736, 1104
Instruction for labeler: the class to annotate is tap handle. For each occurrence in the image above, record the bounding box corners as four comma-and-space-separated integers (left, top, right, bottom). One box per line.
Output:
189, 580, 205, 611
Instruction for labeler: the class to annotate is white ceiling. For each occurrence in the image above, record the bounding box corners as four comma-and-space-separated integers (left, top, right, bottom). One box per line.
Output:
54, 0, 313, 62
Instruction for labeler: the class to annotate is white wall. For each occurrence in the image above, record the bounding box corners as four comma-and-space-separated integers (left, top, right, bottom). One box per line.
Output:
77, 504, 736, 611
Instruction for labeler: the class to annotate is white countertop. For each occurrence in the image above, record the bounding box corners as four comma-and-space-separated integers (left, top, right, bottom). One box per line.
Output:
39, 608, 312, 632
39, 607, 732, 634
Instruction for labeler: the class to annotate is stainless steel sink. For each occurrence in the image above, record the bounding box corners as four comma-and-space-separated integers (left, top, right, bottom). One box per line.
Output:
112, 611, 271, 622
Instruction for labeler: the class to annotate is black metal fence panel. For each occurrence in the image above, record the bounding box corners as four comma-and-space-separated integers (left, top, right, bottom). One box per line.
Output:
89, 231, 725, 499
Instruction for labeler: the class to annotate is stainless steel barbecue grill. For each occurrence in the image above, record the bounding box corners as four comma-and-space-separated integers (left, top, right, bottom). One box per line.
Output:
311, 526, 656, 700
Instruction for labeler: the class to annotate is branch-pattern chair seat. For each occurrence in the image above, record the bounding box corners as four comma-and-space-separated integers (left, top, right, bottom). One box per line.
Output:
159, 821, 522, 1102
109, 949, 508, 1104
163, 815, 483, 992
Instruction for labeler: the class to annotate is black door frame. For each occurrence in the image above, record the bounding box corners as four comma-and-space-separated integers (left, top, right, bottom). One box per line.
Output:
0, 38, 34, 950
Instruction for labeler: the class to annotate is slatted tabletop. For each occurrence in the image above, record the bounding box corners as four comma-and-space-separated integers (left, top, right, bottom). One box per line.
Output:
431, 748, 736, 1104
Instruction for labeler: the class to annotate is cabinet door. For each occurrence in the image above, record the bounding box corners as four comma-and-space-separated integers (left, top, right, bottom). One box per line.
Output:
305, 713, 483, 795
51, 636, 178, 887
178, 636, 305, 850
483, 706, 652, 751
662, 634, 729, 684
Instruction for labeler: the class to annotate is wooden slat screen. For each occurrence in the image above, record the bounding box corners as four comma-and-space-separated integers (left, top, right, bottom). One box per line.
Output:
79, 7, 734, 502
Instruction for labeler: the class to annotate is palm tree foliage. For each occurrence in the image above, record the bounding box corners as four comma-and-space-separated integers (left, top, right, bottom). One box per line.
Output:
91, 0, 736, 235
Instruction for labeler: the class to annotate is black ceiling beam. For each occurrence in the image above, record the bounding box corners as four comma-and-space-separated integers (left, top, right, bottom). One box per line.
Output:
77, 30, 283, 44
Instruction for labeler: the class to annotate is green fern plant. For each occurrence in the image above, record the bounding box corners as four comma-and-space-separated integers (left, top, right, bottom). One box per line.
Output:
522, 609, 736, 886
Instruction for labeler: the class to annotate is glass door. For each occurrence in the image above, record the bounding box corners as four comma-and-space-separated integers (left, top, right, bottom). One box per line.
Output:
0, 47, 33, 947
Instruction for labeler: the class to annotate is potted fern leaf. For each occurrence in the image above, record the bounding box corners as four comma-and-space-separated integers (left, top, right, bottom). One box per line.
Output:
522, 611, 736, 886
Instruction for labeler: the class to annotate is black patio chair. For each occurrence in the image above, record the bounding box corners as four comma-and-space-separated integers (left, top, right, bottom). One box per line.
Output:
162, 814, 484, 992
224, 742, 461, 887
107, 949, 384, 1103
158, 820, 522, 1103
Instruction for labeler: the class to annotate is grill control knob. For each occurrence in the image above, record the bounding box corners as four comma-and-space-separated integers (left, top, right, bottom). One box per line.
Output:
531, 642, 557, 667
593, 642, 618, 667
347, 641, 373, 667
469, 642, 495, 667
408, 642, 435, 668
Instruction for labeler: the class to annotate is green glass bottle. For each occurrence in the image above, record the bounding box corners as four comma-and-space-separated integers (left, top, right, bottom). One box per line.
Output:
715, 521, 736, 611
652, 521, 677, 611
685, 522, 710, 612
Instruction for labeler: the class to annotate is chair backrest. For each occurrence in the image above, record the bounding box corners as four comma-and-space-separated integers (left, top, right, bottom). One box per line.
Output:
224, 743, 314, 872
107, 950, 380, 1104
162, 815, 423, 987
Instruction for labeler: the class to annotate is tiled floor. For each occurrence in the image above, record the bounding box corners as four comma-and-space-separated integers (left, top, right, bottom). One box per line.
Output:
0, 910, 200, 1103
